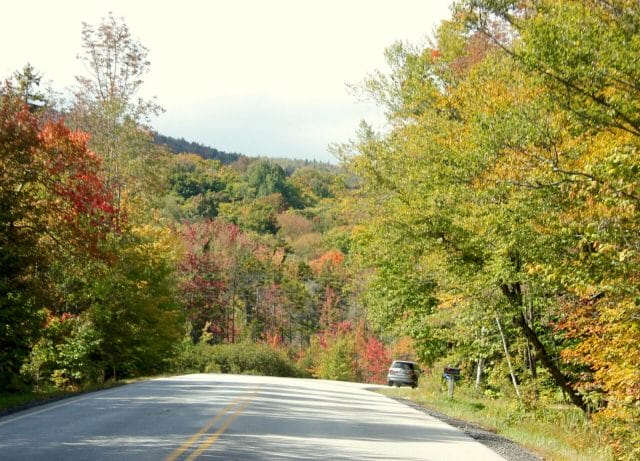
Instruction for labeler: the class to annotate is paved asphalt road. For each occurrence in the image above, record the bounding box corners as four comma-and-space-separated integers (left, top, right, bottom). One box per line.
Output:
0, 374, 505, 460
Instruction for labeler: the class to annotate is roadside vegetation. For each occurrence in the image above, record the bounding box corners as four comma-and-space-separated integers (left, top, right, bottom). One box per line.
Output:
382, 371, 614, 461
169, 340, 307, 378
1, 2, 638, 459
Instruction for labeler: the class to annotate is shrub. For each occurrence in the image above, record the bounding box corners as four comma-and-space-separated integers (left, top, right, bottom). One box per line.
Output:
170, 340, 308, 378
313, 335, 357, 381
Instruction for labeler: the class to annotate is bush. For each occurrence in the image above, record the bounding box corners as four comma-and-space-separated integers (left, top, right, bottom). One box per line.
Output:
313, 335, 357, 381
170, 340, 308, 378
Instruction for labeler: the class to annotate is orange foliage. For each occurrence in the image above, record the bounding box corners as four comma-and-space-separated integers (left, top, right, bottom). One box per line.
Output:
390, 337, 418, 363
262, 331, 284, 349
556, 296, 640, 411
309, 250, 344, 275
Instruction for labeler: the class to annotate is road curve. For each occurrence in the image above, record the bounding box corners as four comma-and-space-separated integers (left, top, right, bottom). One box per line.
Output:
0, 373, 505, 460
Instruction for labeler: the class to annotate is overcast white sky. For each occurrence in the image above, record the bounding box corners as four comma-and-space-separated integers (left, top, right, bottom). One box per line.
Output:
3, 0, 453, 162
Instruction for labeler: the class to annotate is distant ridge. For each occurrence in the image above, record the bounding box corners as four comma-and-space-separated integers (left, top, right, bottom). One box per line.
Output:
154, 133, 243, 164
154, 133, 340, 174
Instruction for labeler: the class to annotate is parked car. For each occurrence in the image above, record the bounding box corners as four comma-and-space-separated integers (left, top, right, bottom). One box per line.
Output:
387, 360, 420, 388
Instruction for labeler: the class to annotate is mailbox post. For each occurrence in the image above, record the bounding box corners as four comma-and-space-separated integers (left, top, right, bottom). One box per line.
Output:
443, 367, 461, 398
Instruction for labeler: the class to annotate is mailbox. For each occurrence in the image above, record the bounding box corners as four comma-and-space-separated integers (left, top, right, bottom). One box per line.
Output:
443, 367, 461, 381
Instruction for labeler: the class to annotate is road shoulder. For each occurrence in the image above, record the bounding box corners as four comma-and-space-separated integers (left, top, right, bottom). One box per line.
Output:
390, 397, 543, 461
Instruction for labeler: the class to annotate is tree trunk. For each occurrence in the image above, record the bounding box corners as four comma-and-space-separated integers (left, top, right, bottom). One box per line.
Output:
495, 316, 521, 399
475, 357, 484, 390
501, 282, 588, 412
525, 340, 537, 379
514, 312, 588, 412
525, 294, 538, 378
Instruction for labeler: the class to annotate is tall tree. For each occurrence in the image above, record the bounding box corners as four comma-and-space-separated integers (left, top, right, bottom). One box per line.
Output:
0, 87, 117, 389
0, 91, 46, 389
12, 63, 48, 108
76, 13, 151, 106
463, 0, 640, 434
345, 8, 640, 455
70, 13, 165, 219
344, 15, 593, 408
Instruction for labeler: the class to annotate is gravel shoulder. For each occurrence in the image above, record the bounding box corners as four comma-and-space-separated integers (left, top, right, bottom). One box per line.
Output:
391, 397, 543, 461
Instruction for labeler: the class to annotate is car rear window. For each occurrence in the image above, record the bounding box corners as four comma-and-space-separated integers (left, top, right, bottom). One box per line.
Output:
392, 361, 414, 370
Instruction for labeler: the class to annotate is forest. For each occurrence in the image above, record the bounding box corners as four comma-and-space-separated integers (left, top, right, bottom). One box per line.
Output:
154, 133, 243, 164
1, 1, 638, 458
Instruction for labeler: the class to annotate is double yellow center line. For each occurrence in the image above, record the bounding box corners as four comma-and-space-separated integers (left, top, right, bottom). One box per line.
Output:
165, 385, 262, 461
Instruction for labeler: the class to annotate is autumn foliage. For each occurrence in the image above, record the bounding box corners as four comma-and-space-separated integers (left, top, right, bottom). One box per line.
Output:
344, 0, 640, 457
309, 249, 344, 275
2, 15, 396, 410
299, 320, 391, 384
3, 8, 640, 459
0, 92, 121, 387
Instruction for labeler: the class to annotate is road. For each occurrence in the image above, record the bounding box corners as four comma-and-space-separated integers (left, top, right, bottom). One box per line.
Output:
0, 374, 505, 460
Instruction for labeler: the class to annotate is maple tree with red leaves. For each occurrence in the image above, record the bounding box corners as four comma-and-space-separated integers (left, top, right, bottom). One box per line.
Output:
1, 89, 118, 388
39, 120, 118, 253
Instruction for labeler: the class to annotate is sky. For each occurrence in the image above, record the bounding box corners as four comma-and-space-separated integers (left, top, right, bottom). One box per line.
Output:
3, 0, 454, 163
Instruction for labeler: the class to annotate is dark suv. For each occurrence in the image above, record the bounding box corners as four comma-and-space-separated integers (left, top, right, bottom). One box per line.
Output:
387, 360, 420, 388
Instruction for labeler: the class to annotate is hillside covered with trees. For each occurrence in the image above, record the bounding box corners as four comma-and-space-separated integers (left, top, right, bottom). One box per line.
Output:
154, 133, 243, 164
1, 2, 638, 458
1, 14, 391, 393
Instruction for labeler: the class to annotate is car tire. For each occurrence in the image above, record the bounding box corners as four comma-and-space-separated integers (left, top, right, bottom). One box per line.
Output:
387, 381, 393, 386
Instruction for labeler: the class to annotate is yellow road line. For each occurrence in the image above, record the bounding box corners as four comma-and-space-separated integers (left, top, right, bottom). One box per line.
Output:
185, 388, 260, 461
164, 385, 261, 461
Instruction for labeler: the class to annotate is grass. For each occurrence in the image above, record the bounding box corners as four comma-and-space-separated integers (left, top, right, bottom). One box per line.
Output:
0, 378, 150, 414
378, 375, 614, 461
0, 386, 95, 413
0, 389, 64, 412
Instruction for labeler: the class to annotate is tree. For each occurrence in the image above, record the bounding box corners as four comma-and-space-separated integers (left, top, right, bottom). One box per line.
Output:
1, 85, 182, 387
345, 4, 640, 455
12, 63, 48, 109
178, 221, 231, 343
218, 196, 281, 235
70, 13, 165, 220
76, 12, 152, 109
289, 166, 337, 206
0, 88, 118, 389
464, 0, 640, 441
344, 12, 594, 408
165, 154, 229, 219
244, 160, 303, 208
0, 91, 46, 389
87, 224, 182, 380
